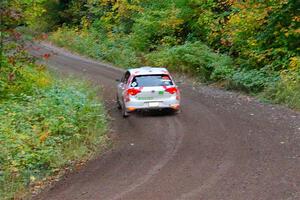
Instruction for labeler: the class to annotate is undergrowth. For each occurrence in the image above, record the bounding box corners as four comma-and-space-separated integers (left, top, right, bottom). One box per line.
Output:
0, 32, 108, 199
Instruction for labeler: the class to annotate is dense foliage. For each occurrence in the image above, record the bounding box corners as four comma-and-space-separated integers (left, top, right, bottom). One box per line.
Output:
1, 5, 108, 198
30, 0, 300, 107
29, 0, 298, 108
4, 0, 300, 98
0, 77, 107, 199
3, 0, 298, 107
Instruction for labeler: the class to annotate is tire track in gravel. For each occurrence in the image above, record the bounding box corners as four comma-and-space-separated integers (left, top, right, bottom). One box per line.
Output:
109, 117, 184, 200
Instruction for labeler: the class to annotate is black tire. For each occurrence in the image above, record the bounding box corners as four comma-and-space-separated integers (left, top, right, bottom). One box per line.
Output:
116, 95, 121, 110
172, 108, 181, 115
121, 102, 129, 118
122, 106, 129, 118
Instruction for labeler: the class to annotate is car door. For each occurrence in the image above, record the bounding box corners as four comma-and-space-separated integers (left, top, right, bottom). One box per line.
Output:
117, 71, 130, 102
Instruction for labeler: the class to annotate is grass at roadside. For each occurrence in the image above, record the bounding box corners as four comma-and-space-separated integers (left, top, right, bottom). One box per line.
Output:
0, 76, 108, 200
0, 34, 108, 199
49, 28, 300, 110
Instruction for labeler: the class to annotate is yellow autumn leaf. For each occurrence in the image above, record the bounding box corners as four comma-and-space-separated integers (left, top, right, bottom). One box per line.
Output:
289, 57, 300, 71
39, 131, 50, 143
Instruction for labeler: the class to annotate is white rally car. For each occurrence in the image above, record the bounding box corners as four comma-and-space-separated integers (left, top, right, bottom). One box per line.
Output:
116, 67, 180, 117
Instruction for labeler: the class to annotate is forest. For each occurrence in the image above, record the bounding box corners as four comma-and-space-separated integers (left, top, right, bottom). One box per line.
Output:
12, 0, 299, 108
0, 0, 299, 198
3, 0, 299, 106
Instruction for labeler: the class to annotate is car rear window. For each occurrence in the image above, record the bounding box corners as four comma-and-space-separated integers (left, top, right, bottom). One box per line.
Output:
130, 75, 173, 87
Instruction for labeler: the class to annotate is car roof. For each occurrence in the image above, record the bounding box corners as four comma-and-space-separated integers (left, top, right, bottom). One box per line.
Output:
128, 67, 169, 76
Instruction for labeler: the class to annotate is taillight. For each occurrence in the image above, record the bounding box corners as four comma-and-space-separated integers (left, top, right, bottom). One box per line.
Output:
125, 88, 142, 102
165, 87, 177, 94
127, 88, 141, 96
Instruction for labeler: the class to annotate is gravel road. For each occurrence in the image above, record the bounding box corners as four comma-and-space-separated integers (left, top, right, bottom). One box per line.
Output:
28, 42, 300, 200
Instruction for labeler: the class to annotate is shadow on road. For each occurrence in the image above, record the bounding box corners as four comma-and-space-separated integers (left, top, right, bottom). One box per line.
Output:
133, 109, 178, 118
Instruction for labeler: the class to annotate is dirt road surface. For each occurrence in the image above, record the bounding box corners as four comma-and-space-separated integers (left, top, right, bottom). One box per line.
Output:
28, 42, 300, 200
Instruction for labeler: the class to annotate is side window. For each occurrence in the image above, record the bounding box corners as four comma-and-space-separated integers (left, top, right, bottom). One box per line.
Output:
122, 71, 130, 84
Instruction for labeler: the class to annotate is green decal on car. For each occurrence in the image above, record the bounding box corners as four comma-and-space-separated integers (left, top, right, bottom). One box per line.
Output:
159, 91, 164, 95
138, 97, 154, 100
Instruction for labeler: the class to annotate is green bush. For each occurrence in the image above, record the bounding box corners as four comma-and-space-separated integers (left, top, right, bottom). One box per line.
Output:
228, 69, 279, 93
50, 27, 141, 68
146, 42, 234, 81
0, 78, 107, 199
0, 32, 108, 199
264, 66, 300, 109
0, 58, 52, 100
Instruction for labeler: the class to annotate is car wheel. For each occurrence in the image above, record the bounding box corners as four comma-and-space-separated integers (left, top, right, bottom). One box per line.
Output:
121, 103, 129, 118
116, 95, 121, 110
172, 108, 181, 115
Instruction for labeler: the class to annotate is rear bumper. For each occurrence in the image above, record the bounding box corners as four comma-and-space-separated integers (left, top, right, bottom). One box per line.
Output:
124, 99, 180, 112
